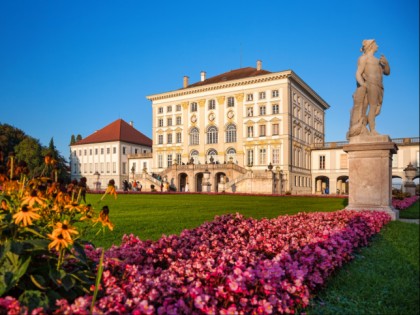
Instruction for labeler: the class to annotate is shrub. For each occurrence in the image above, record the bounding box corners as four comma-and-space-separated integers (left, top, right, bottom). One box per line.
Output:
0, 153, 115, 312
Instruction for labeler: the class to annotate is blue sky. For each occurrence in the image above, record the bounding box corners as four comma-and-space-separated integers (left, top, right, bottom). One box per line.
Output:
1, 0, 418, 160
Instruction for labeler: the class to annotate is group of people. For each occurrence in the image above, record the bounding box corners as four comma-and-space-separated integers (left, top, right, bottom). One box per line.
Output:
122, 179, 142, 192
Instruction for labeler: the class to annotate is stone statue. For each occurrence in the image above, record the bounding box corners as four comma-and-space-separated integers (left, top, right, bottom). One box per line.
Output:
347, 39, 390, 138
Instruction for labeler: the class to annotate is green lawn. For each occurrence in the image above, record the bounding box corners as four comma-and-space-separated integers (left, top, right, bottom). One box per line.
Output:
82, 193, 347, 248
399, 200, 420, 219
80, 193, 419, 314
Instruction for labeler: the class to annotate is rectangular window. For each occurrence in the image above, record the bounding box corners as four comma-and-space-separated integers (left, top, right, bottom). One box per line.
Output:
190, 102, 197, 112
158, 155, 163, 168
106, 162, 110, 173
227, 96, 235, 107
272, 123, 279, 135
167, 106, 172, 112
158, 135, 163, 144
158, 107, 163, 114
113, 147, 116, 154
272, 148, 280, 164
107, 148, 110, 154
272, 104, 279, 114
247, 126, 254, 138
319, 155, 326, 170
84, 149, 87, 155
259, 106, 266, 116
208, 99, 216, 110
122, 147, 126, 155
176, 116, 182, 125
100, 162, 104, 173
246, 93, 253, 101
259, 125, 266, 137
113, 162, 116, 173
247, 150, 254, 166
167, 118, 172, 126
158, 119, 163, 127
122, 162, 126, 174
259, 148, 266, 165
95, 148, 98, 155
79, 150, 81, 156
167, 154, 172, 167
272, 90, 279, 98
176, 132, 182, 143
176, 104, 181, 111
167, 133, 172, 144
247, 107, 253, 117
259, 91, 266, 99
89, 149, 92, 155
176, 153, 182, 164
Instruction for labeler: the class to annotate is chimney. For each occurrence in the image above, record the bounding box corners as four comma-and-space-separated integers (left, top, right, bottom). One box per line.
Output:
200, 71, 206, 82
183, 76, 189, 88
257, 60, 262, 70
129, 121, 134, 127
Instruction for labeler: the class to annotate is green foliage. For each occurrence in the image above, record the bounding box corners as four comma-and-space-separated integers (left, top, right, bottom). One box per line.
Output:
0, 161, 115, 311
399, 200, 420, 219
14, 138, 43, 178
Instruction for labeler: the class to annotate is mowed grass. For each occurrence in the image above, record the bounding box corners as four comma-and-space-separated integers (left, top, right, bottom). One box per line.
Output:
81, 193, 419, 314
399, 200, 420, 219
83, 193, 347, 248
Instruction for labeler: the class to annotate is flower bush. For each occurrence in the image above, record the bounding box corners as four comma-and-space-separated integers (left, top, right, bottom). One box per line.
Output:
392, 196, 419, 210
1, 208, 390, 314
0, 152, 115, 312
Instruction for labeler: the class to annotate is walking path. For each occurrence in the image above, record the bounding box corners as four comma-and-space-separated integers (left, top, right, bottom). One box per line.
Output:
398, 218, 419, 224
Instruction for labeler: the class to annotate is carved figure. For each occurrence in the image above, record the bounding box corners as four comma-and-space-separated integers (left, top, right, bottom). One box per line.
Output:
348, 39, 390, 138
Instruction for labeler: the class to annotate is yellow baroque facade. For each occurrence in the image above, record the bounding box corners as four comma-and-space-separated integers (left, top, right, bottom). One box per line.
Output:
146, 61, 330, 193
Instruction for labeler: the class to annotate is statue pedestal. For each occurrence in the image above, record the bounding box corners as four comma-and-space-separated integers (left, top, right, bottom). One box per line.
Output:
343, 135, 399, 220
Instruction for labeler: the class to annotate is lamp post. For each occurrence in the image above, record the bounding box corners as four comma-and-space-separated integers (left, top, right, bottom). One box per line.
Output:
93, 171, 100, 191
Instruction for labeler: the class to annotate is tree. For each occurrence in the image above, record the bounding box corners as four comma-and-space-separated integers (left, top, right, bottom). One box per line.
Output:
14, 137, 43, 178
76, 134, 82, 142
70, 135, 76, 145
0, 123, 27, 166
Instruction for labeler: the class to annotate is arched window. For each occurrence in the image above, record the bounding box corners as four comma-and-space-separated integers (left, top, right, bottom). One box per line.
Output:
190, 150, 199, 164
225, 124, 237, 143
226, 148, 236, 163
207, 149, 218, 163
207, 126, 218, 144
189, 127, 199, 145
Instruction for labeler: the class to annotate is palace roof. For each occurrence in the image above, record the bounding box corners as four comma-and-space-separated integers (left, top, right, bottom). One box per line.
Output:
74, 119, 152, 147
186, 67, 271, 88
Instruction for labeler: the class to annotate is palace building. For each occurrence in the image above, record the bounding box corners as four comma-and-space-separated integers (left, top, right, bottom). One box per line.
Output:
144, 61, 330, 193
70, 61, 419, 194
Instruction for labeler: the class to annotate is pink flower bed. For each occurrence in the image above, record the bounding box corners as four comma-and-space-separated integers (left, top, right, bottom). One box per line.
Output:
392, 196, 419, 210
1, 210, 390, 314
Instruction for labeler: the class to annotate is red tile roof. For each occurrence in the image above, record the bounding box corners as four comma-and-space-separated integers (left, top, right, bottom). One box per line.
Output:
74, 119, 152, 147
186, 67, 272, 88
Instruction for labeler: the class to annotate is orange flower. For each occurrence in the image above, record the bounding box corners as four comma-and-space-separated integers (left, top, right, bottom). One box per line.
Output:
64, 202, 85, 213
101, 179, 117, 200
21, 190, 47, 208
47, 232, 73, 251
93, 206, 114, 231
1, 200, 8, 211
12, 205, 41, 226
51, 220, 79, 240
44, 154, 52, 165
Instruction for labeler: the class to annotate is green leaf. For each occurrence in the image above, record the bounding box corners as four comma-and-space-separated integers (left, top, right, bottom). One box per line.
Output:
18, 290, 49, 313
61, 274, 75, 291
72, 241, 88, 265
30, 274, 48, 290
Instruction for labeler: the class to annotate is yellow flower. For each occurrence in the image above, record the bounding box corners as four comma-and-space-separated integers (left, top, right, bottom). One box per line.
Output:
64, 202, 84, 213
101, 179, 117, 200
21, 190, 47, 208
12, 205, 41, 226
94, 206, 114, 231
47, 232, 73, 251
52, 220, 79, 240
1, 200, 8, 211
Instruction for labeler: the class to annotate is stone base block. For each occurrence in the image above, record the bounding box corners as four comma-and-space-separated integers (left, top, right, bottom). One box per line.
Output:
344, 134, 399, 220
